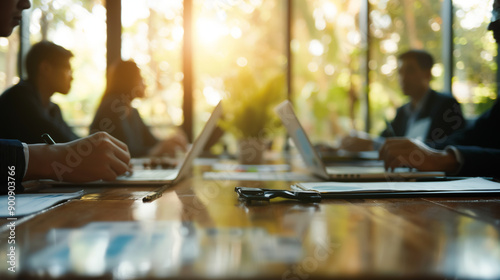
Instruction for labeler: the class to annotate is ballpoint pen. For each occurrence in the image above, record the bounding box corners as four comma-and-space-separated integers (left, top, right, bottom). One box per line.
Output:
142, 184, 171, 202
41, 133, 56, 145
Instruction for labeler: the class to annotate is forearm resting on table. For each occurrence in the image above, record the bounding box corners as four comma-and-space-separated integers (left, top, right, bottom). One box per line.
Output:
379, 138, 461, 173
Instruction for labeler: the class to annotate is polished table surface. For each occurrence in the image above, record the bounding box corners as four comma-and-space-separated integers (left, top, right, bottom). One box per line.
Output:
1, 162, 500, 279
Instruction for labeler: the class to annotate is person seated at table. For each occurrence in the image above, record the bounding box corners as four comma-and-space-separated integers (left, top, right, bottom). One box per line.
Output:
0, 0, 132, 195
0, 40, 79, 143
339, 50, 465, 152
379, 5, 500, 178
89, 60, 187, 158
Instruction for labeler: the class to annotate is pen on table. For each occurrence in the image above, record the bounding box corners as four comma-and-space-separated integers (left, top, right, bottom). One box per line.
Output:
142, 184, 171, 202
41, 133, 56, 144
384, 118, 396, 138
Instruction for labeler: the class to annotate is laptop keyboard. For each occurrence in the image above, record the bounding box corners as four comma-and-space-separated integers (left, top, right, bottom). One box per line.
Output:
118, 169, 178, 180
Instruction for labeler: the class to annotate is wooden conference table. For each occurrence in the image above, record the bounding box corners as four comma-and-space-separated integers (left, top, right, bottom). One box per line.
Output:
1, 159, 500, 280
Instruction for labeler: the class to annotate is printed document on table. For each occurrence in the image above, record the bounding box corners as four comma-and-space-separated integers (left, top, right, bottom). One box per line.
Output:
294, 178, 500, 193
0, 190, 84, 217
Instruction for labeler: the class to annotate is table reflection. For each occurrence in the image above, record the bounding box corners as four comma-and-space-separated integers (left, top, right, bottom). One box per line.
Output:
26, 221, 305, 278
4, 176, 499, 279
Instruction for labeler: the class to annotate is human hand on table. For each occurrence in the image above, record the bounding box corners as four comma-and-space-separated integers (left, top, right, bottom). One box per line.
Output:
340, 130, 375, 152
25, 132, 132, 182
378, 138, 459, 173
148, 129, 188, 157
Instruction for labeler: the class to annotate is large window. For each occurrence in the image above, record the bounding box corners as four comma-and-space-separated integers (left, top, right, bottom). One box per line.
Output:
121, 0, 184, 139
292, 0, 363, 144
0, 31, 20, 92
453, 1, 497, 117
123, 0, 288, 151
1, 0, 497, 148
192, 0, 287, 150
27, 0, 107, 136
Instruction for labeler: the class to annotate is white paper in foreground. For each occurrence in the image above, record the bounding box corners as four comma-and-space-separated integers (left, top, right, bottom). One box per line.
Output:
294, 178, 500, 193
0, 190, 83, 217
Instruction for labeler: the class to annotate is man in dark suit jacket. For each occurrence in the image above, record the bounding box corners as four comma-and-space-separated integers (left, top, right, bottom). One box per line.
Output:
341, 50, 465, 151
380, 99, 500, 177
380, 89, 465, 145
0, 0, 132, 195
0, 41, 79, 143
379, 1, 500, 177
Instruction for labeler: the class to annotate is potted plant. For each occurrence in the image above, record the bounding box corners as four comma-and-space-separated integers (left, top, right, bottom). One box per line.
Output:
219, 68, 286, 164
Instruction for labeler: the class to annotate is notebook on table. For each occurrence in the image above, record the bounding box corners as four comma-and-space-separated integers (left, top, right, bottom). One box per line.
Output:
274, 100, 444, 181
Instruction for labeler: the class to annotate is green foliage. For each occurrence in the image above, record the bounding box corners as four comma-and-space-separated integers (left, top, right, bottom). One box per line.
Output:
219, 68, 286, 139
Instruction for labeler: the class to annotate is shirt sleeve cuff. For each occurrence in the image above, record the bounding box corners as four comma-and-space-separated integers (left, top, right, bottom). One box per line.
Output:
22, 142, 29, 178
444, 145, 463, 175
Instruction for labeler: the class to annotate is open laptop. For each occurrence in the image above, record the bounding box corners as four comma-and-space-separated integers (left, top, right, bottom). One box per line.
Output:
109, 101, 223, 184
34, 101, 220, 187
275, 100, 444, 181
42, 102, 222, 186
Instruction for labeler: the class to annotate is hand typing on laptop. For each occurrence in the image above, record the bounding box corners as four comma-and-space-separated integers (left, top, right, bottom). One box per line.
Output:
379, 138, 460, 173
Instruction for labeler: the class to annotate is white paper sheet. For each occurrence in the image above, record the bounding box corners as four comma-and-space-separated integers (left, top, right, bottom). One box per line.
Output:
294, 178, 500, 193
0, 190, 84, 217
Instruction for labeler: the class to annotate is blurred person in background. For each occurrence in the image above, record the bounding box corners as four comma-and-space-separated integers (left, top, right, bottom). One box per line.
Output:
379, 0, 500, 177
340, 50, 465, 152
90, 60, 187, 158
0, 41, 79, 143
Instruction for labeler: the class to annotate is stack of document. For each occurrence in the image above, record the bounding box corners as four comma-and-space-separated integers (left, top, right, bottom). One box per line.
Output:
293, 178, 500, 198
